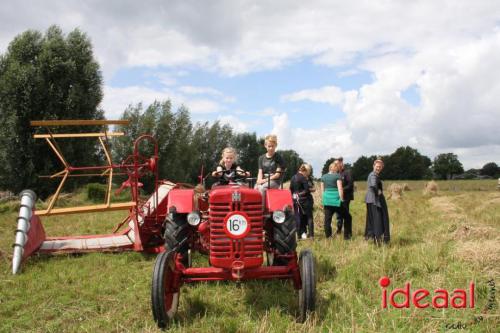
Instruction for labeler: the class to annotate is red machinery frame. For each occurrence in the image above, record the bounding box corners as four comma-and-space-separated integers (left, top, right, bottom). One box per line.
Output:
13, 120, 179, 274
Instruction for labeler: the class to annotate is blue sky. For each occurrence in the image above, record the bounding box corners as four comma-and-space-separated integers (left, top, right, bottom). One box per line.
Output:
108, 60, 373, 133
1, 1, 499, 174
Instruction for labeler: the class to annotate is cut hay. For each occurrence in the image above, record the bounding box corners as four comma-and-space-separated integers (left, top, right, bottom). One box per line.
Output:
429, 196, 466, 220
452, 224, 497, 241
454, 239, 500, 275
423, 181, 438, 195
387, 183, 403, 200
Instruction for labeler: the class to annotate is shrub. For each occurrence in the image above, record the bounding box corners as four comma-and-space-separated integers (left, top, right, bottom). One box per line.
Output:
87, 183, 107, 202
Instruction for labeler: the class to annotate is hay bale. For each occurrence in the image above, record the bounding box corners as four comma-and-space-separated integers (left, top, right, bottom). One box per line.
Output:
387, 183, 403, 200
401, 183, 411, 191
423, 181, 438, 195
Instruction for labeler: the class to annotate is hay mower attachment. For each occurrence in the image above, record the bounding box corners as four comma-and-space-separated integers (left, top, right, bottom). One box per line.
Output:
12, 120, 178, 274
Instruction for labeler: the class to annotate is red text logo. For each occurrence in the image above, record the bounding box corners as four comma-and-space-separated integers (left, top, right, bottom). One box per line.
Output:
379, 276, 475, 309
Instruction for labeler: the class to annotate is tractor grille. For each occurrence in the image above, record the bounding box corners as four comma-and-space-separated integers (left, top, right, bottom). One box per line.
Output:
209, 198, 263, 269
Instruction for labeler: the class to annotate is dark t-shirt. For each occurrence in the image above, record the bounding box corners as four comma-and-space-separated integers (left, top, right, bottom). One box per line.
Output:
258, 153, 285, 176
340, 169, 354, 201
290, 173, 313, 211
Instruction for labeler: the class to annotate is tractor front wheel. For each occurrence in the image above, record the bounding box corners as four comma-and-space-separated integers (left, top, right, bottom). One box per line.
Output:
298, 249, 316, 322
273, 213, 297, 254
164, 214, 190, 267
151, 251, 180, 328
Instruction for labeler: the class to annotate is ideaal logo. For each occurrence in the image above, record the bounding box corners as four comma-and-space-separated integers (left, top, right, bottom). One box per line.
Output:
379, 276, 475, 309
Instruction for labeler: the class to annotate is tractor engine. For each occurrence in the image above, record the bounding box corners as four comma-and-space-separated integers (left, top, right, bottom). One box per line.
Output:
208, 186, 264, 270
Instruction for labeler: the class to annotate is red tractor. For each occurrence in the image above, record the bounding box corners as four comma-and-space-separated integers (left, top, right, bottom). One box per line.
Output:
151, 170, 317, 328
12, 120, 315, 327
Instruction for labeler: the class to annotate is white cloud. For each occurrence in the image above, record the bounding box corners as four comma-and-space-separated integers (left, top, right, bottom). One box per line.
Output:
281, 86, 344, 106
179, 85, 236, 103
102, 85, 224, 117
2, 1, 500, 168
217, 115, 248, 133
279, 29, 500, 171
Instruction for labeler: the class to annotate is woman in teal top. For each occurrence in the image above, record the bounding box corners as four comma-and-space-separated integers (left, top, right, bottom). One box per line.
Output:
320, 160, 345, 238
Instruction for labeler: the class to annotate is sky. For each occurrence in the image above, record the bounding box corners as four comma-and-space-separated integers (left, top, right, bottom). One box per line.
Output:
1, 0, 500, 175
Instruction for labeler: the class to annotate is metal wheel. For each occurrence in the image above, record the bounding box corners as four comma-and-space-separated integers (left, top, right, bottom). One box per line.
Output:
151, 251, 180, 328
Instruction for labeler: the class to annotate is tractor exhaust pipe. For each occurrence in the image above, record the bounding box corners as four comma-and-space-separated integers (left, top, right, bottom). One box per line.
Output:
12, 190, 37, 274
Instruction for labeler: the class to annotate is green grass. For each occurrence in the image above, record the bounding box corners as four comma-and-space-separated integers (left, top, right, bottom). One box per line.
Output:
0, 180, 499, 332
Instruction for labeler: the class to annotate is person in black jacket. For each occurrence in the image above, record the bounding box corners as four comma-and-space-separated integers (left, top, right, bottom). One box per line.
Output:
336, 157, 353, 239
290, 164, 314, 240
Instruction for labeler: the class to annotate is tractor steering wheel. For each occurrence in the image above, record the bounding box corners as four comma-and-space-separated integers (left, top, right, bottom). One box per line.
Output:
213, 168, 250, 183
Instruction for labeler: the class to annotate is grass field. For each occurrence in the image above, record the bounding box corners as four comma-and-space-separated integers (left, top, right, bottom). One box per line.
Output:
0, 180, 499, 332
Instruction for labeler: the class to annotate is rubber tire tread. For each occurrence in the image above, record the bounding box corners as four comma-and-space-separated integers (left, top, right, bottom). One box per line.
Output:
273, 214, 297, 254
164, 215, 189, 266
151, 251, 177, 328
298, 249, 316, 322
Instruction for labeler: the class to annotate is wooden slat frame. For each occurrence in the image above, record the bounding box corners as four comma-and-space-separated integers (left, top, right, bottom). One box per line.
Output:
34, 132, 124, 139
30, 120, 130, 126
36, 202, 136, 216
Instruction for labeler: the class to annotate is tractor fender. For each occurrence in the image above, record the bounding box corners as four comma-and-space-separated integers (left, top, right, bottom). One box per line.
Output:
265, 189, 293, 212
167, 189, 194, 213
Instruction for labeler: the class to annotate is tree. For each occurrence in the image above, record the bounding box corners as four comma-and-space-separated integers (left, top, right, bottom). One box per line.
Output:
113, 101, 196, 190
433, 153, 464, 180
480, 162, 499, 177
0, 26, 104, 196
231, 132, 265, 176
322, 157, 336, 175
382, 146, 432, 180
352, 155, 378, 181
278, 150, 304, 182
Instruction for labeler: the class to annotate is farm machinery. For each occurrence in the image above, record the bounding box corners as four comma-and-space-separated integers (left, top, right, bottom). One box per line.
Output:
12, 120, 316, 328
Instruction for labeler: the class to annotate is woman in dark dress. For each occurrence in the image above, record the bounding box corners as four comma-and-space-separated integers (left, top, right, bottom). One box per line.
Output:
364, 159, 390, 244
290, 164, 314, 239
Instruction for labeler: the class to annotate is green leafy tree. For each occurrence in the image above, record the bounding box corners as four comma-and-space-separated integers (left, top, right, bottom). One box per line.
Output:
383, 146, 432, 180
480, 162, 499, 178
231, 132, 265, 176
278, 149, 304, 183
352, 155, 378, 181
0, 26, 104, 196
113, 101, 195, 190
322, 157, 336, 175
433, 153, 464, 180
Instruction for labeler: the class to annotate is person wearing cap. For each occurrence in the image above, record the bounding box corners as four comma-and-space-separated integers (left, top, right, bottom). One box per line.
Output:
364, 158, 390, 244
336, 157, 353, 239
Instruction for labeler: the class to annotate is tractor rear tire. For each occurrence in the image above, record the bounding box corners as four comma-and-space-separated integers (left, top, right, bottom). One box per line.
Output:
273, 214, 297, 254
151, 250, 180, 328
164, 214, 189, 267
298, 249, 316, 322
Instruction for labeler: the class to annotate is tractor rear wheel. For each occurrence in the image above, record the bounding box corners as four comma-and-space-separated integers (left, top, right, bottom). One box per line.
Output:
151, 251, 180, 328
298, 249, 316, 322
273, 214, 297, 254
164, 214, 190, 267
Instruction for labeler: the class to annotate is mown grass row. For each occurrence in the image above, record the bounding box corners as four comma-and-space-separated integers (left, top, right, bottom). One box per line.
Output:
0, 180, 498, 332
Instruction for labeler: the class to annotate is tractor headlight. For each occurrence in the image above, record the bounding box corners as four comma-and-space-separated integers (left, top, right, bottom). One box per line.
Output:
272, 210, 286, 224
187, 211, 201, 226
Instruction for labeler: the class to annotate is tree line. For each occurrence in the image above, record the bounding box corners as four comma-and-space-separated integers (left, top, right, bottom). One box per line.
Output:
322, 147, 498, 181
1, 26, 498, 197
